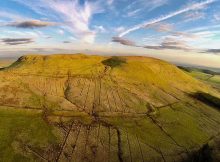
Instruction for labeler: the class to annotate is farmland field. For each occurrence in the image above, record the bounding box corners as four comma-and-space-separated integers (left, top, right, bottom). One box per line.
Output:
0, 55, 220, 161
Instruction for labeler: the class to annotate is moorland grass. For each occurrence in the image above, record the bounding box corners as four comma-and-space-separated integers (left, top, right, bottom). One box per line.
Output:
0, 108, 59, 162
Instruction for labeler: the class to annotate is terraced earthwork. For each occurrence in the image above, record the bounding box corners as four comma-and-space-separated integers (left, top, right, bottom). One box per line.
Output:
0, 54, 220, 162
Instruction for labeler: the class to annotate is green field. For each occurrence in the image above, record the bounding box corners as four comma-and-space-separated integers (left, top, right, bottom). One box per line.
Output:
178, 66, 220, 91
0, 108, 59, 162
0, 55, 219, 161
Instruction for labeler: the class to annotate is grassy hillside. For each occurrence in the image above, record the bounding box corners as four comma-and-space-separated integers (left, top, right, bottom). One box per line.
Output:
0, 54, 220, 162
178, 66, 220, 92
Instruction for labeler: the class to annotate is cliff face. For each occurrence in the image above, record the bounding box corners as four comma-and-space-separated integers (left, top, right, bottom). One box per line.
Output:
0, 54, 220, 161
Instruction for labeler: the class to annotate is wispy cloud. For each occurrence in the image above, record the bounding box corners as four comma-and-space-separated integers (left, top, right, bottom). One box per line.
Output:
7, 20, 56, 28
146, 22, 174, 32
0, 10, 28, 21
12, 0, 103, 43
57, 29, 65, 35
1, 30, 36, 38
112, 35, 194, 51
63, 41, 71, 44
112, 37, 136, 46
126, 9, 142, 17
194, 31, 216, 38
186, 24, 220, 33
183, 11, 205, 22
107, 0, 114, 5
124, 0, 168, 14
119, 0, 216, 37
93, 25, 106, 33
145, 22, 197, 40
171, 32, 196, 39
204, 49, 220, 54
144, 37, 193, 51
145, 0, 169, 12
213, 13, 220, 21
114, 26, 126, 33
1, 38, 34, 45
0, 30, 50, 40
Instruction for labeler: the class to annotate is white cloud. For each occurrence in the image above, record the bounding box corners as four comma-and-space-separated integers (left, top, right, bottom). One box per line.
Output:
107, 0, 114, 5
0, 29, 52, 41
126, 9, 142, 17
125, 0, 168, 13
69, 36, 76, 41
214, 13, 220, 21
144, 37, 193, 51
186, 24, 220, 33
119, 0, 217, 37
194, 31, 216, 38
1, 30, 40, 38
12, 0, 103, 43
114, 26, 125, 33
0, 10, 28, 21
94, 25, 106, 33
146, 22, 174, 32
183, 11, 205, 22
57, 29, 64, 35
144, 0, 169, 11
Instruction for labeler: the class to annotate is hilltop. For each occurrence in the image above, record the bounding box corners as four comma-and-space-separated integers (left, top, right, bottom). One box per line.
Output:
0, 54, 220, 162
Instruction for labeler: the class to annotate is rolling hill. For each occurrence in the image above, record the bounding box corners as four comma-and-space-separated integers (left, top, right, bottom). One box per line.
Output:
0, 54, 220, 162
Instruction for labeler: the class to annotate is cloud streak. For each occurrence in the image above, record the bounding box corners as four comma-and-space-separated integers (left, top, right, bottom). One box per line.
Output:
119, 0, 216, 37
183, 11, 205, 22
8, 20, 56, 28
0, 10, 28, 21
145, 22, 173, 32
144, 38, 193, 51
1, 38, 34, 45
204, 49, 220, 54
112, 35, 193, 51
112, 37, 136, 46
124, 0, 168, 15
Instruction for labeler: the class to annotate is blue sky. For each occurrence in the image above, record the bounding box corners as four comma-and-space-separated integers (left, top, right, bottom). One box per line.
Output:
0, 0, 220, 67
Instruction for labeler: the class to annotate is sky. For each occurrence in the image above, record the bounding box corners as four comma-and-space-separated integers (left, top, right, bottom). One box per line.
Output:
0, 0, 220, 68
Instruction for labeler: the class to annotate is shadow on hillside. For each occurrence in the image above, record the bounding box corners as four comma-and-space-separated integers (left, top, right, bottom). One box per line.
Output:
0, 67, 6, 71
182, 144, 213, 162
182, 134, 220, 162
190, 92, 220, 109
102, 56, 126, 68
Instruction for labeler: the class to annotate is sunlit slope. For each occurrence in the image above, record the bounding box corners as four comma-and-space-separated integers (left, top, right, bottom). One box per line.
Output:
0, 54, 220, 161
0, 54, 218, 113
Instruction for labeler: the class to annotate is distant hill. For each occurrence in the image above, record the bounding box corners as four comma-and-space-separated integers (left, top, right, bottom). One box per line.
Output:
0, 54, 220, 162
178, 66, 220, 75
0, 58, 16, 68
178, 65, 220, 93
176, 63, 220, 73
